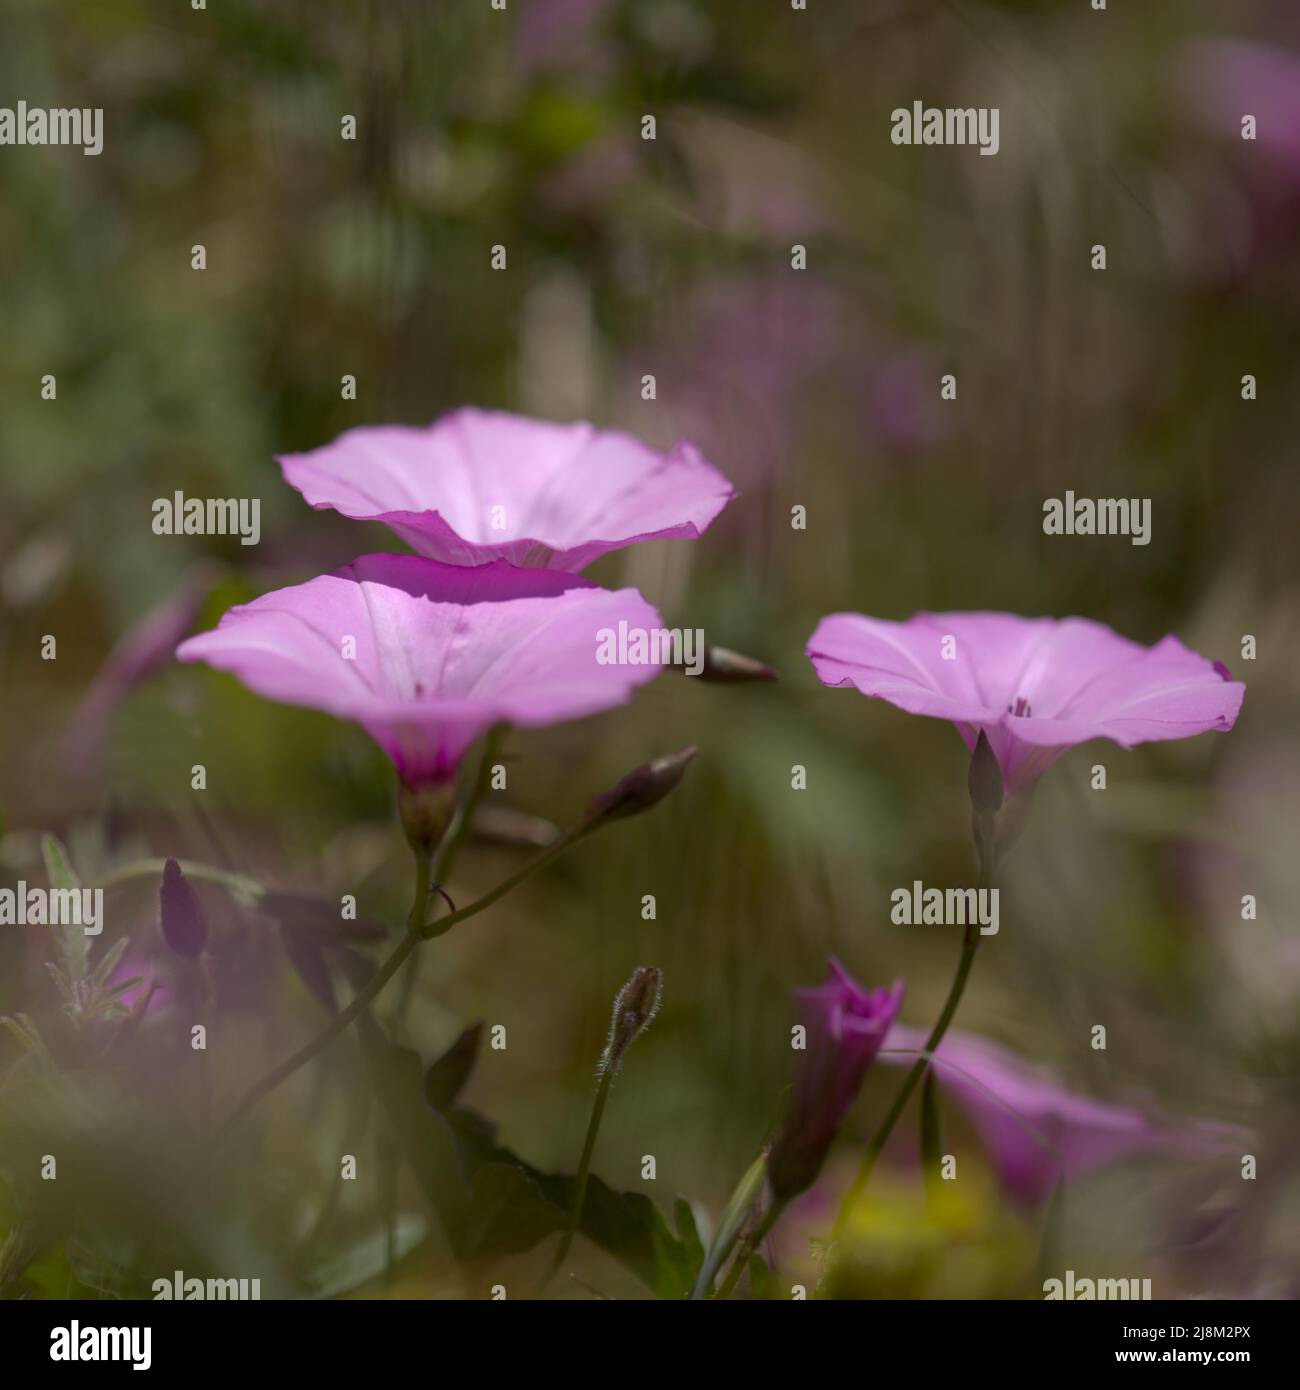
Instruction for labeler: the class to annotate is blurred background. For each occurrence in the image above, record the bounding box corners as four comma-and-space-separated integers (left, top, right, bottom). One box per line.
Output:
1, 0, 1298, 1299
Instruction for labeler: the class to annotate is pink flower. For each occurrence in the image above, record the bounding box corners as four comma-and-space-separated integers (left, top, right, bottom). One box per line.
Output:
1180, 40, 1300, 177
806, 612, 1244, 794
882, 1024, 1241, 1206
769, 961, 904, 1200
176, 553, 666, 787
277, 407, 735, 572
60, 569, 214, 776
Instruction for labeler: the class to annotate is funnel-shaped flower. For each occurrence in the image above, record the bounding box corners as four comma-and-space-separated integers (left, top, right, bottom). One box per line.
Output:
176, 554, 666, 787
882, 1024, 1241, 1206
806, 612, 1244, 794
277, 407, 735, 571
768, 961, 904, 1201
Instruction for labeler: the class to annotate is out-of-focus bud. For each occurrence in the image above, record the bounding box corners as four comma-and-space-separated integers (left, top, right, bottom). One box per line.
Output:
768, 962, 904, 1202
967, 730, 1004, 816
599, 966, 663, 1076
397, 779, 455, 857
159, 858, 208, 959
582, 747, 696, 828
685, 645, 779, 684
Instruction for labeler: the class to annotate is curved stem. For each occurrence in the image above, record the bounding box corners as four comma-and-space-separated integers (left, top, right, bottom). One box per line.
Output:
834, 932, 979, 1235
420, 826, 585, 939
214, 930, 419, 1145
832, 847, 994, 1238
215, 817, 593, 1143
104, 858, 263, 903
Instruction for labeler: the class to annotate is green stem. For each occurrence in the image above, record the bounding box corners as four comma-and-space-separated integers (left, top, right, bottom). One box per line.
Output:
405, 851, 432, 936
394, 729, 503, 1025
104, 858, 263, 902
832, 844, 994, 1238
420, 826, 586, 939
214, 817, 592, 1143
541, 1070, 614, 1291
715, 1197, 787, 1300
213, 929, 419, 1146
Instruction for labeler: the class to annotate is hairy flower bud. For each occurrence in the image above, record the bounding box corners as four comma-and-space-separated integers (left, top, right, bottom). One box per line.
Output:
583, 747, 695, 828
159, 858, 208, 959
599, 966, 663, 1075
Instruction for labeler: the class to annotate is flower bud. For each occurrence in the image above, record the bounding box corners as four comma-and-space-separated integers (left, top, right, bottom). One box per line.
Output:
583, 747, 695, 828
768, 962, 904, 1201
689, 645, 778, 684
159, 858, 208, 959
599, 966, 663, 1075
397, 779, 455, 857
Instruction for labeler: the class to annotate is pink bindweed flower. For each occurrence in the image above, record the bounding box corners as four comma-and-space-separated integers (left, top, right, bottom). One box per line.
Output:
277, 407, 735, 572
768, 960, 905, 1201
175, 554, 667, 788
881, 1024, 1241, 1207
806, 612, 1244, 796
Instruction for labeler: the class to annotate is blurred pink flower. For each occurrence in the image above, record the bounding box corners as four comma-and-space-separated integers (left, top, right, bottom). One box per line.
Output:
882, 1024, 1241, 1206
61, 570, 214, 776
176, 553, 665, 787
806, 612, 1244, 794
1180, 39, 1300, 175
516, 0, 611, 75
278, 407, 734, 572
636, 277, 945, 494
769, 960, 904, 1200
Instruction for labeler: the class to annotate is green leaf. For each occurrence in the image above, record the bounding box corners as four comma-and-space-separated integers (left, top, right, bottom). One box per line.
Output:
529, 1170, 696, 1299
90, 937, 129, 989
43, 963, 77, 1009
41, 834, 88, 982
691, 1150, 767, 1299
747, 1254, 774, 1300
675, 1198, 705, 1272
423, 1027, 701, 1296
423, 1023, 482, 1111
355, 1017, 471, 1256
463, 1163, 563, 1257
102, 975, 143, 1000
